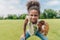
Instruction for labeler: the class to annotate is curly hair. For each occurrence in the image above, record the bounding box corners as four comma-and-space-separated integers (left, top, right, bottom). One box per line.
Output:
26, 1, 40, 14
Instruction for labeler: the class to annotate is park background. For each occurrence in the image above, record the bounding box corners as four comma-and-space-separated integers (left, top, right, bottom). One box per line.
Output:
0, 0, 60, 40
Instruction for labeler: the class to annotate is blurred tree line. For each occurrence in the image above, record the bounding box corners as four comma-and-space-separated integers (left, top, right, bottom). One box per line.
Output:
0, 9, 60, 20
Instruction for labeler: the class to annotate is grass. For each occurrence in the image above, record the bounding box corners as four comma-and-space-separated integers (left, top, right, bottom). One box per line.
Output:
0, 19, 60, 40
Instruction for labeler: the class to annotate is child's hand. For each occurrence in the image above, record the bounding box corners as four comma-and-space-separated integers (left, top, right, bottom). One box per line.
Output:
38, 20, 45, 31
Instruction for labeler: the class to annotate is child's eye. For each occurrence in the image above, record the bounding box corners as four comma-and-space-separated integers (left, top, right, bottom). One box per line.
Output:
34, 15, 38, 16
30, 15, 38, 17
31, 15, 33, 16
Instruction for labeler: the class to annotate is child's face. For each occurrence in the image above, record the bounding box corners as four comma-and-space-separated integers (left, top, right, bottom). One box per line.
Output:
29, 9, 39, 23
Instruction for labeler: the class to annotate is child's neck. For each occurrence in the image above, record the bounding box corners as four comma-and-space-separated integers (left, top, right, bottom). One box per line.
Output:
32, 21, 37, 24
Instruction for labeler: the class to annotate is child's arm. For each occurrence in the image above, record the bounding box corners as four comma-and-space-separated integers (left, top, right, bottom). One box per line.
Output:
24, 18, 28, 39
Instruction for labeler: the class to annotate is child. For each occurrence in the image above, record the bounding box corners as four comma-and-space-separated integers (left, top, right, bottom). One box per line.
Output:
20, 1, 49, 40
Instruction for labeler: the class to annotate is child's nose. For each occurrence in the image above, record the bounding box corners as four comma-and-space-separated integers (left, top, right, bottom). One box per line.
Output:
32, 16, 35, 18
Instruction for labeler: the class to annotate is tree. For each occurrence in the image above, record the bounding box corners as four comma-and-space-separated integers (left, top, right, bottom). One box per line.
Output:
0, 16, 3, 20
6, 14, 17, 19
43, 9, 57, 19
56, 10, 60, 18
18, 14, 27, 19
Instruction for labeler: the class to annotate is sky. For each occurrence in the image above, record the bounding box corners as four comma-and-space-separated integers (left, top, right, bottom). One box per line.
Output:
0, 0, 60, 17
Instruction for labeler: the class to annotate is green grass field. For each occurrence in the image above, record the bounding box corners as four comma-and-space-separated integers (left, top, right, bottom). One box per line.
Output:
0, 19, 60, 40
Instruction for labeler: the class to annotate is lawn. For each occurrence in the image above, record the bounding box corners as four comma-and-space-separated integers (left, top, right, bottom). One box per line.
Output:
0, 19, 60, 40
